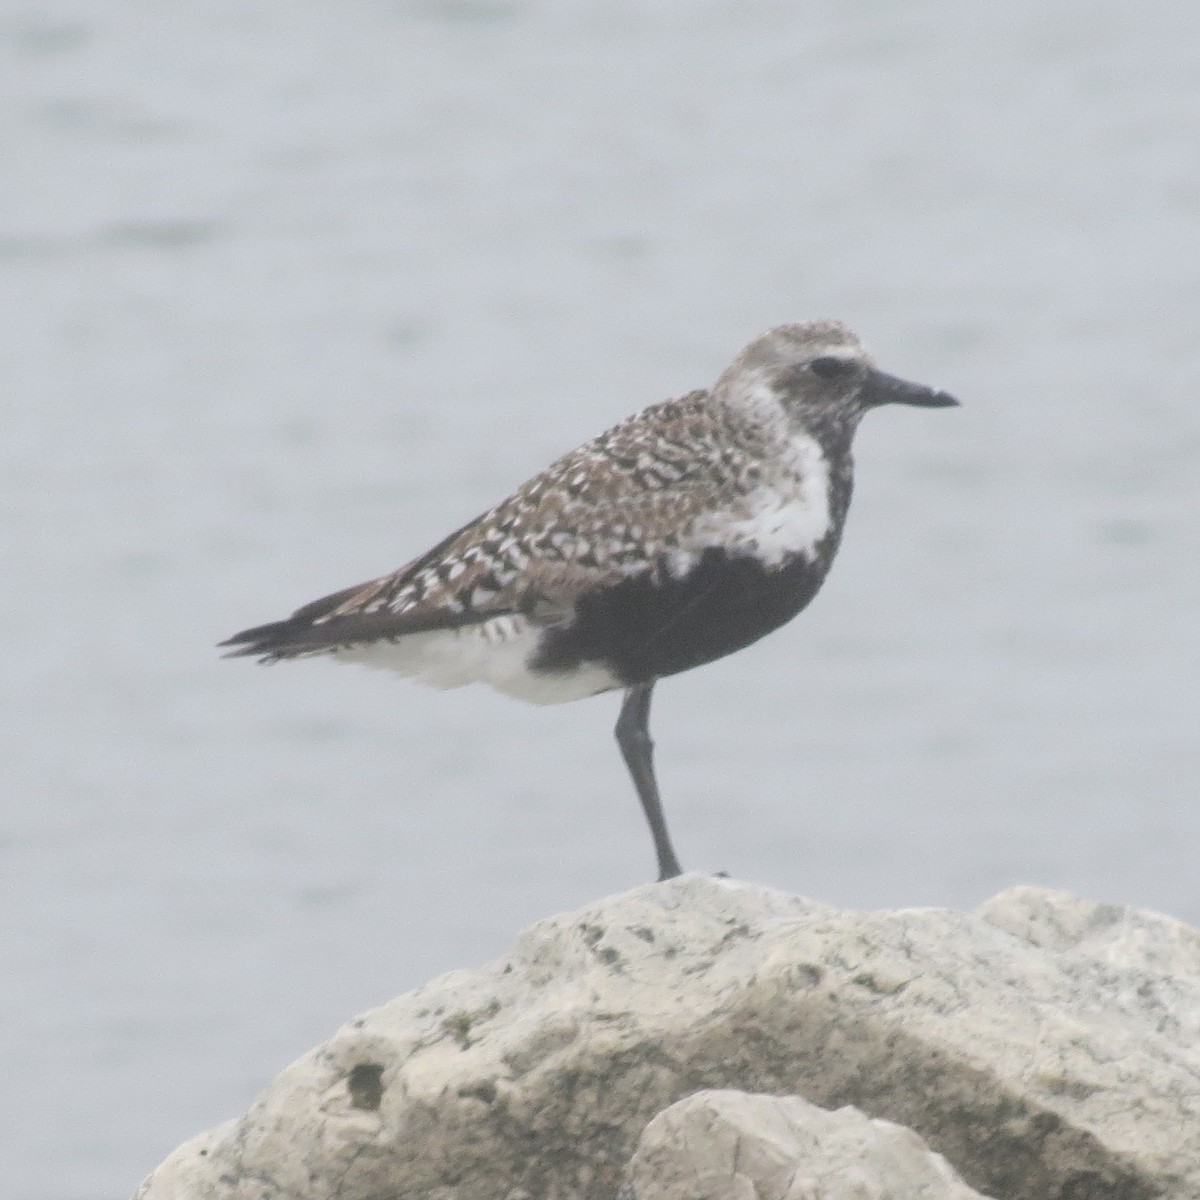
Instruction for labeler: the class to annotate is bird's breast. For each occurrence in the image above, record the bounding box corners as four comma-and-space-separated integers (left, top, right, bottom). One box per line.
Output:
532, 544, 835, 687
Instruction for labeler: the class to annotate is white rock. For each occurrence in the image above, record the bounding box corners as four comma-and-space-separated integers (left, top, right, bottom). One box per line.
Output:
623, 1089, 994, 1200
134, 877, 1200, 1200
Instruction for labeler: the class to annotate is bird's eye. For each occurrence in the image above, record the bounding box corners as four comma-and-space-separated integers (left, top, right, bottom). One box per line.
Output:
809, 356, 852, 380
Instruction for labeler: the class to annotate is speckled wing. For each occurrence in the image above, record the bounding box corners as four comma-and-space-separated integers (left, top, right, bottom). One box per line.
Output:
220, 390, 766, 661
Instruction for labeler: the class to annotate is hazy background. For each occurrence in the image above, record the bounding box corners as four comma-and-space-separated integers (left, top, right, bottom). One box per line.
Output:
4, 1, 1199, 1196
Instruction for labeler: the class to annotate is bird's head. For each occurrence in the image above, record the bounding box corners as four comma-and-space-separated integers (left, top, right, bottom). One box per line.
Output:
716, 320, 958, 442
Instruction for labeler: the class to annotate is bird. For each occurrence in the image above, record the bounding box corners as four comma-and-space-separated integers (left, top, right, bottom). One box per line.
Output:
221, 320, 957, 881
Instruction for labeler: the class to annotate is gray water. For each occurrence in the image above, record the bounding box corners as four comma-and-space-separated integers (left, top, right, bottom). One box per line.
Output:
3, 2, 1199, 1196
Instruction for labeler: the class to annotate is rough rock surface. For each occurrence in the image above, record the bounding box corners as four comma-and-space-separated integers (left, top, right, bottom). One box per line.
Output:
623, 1089, 993, 1200
134, 877, 1200, 1200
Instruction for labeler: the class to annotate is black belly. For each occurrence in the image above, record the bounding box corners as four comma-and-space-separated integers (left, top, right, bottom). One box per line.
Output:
531, 547, 831, 686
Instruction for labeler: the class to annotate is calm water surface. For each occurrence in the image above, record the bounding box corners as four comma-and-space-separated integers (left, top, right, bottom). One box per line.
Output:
3, 2, 1199, 1196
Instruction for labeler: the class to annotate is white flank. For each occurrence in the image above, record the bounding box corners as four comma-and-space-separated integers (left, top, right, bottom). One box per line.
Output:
333, 614, 619, 706
676, 430, 833, 573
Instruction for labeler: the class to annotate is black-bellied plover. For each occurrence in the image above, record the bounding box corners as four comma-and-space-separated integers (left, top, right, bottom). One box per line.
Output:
222, 321, 957, 881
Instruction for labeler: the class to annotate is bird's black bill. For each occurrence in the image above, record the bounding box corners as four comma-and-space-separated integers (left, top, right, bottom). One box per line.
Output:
863, 368, 958, 409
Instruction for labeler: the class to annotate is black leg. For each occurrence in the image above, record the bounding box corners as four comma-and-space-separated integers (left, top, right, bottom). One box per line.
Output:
615, 682, 683, 881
